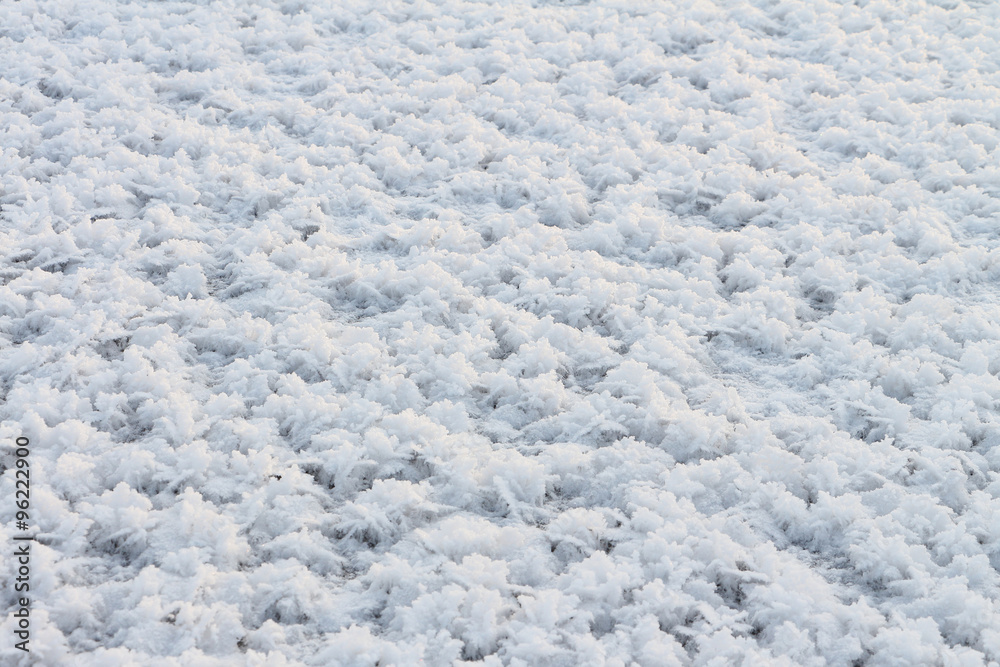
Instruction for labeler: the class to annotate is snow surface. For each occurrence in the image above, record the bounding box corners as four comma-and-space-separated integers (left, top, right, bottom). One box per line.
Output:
2, 0, 1000, 664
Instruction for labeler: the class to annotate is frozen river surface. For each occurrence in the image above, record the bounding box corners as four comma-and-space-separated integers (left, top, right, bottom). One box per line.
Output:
2, 0, 1000, 664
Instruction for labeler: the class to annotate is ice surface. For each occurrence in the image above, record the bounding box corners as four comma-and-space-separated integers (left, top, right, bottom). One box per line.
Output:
2, 0, 1000, 664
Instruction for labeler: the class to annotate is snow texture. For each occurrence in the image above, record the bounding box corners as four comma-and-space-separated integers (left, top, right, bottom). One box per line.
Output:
2, 0, 1000, 664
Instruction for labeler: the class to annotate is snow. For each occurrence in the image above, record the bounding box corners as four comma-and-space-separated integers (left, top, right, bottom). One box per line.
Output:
2, 0, 1000, 664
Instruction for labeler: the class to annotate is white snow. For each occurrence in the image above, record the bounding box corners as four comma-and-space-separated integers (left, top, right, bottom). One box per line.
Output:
2, 0, 1000, 664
